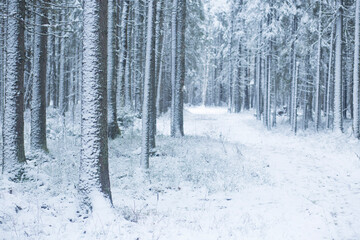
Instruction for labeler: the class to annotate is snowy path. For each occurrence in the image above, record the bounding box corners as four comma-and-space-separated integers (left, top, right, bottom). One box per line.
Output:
158, 107, 360, 240
1, 107, 359, 239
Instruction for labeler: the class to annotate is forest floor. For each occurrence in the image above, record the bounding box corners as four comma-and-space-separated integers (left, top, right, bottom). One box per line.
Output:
0, 107, 360, 239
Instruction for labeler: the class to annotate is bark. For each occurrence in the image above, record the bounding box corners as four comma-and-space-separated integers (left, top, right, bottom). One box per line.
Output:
59, 7, 66, 116
141, 0, 157, 169
170, 0, 178, 136
134, 0, 144, 114
233, 39, 241, 113
327, 23, 335, 129
31, 0, 48, 152
314, 0, 322, 131
107, 0, 121, 139
354, 0, 360, 138
79, 0, 112, 209
3, 0, 26, 176
334, 0, 343, 132
117, 0, 130, 110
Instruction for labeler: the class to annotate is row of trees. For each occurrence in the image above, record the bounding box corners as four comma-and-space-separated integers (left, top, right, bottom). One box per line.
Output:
203, 0, 360, 135
0, 0, 196, 211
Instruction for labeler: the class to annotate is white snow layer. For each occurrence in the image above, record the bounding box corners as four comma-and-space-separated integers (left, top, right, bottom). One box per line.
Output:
1, 107, 360, 239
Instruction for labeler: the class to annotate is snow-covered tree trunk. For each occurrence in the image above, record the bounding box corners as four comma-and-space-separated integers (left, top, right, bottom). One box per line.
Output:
3, 0, 26, 176
141, 0, 157, 169
291, 42, 297, 133
314, 0, 322, 131
150, 0, 165, 148
354, 0, 360, 138
107, 0, 120, 139
124, 2, 133, 111
292, 62, 299, 134
326, 23, 335, 129
46, 10, 53, 107
273, 57, 277, 127
79, 0, 112, 209
59, 8, 66, 116
175, 0, 186, 136
267, 40, 272, 130
52, 12, 60, 108
156, 32, 166, 117
263, 47, 269, 127
227, 6, 234, 113
0, 2, 5, 125
134, 0, 144, 114
290, 13, 298, 126
30, 0, 48, 152
170, 0, 179, 137
256, 37, 261, 120
155, 0, 165, 90
233, 39, 241, 113
117, 0, 129, 110
334, 0, 343, 133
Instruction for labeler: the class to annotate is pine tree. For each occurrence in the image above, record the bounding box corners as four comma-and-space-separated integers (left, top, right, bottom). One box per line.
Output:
31, 0, 48, 152
117, 0, 130, 110
3, 0, 26, 176
334, 0, 343, 133
107, 0, 120, 139
79, 0, 112, 209
141, 0, 157, 169
353, 0, 360, 138
171, 0, 186, 137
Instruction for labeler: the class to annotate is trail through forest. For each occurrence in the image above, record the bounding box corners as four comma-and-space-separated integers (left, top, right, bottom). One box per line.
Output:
1, 107, 360, 239
158, 107, 360, 239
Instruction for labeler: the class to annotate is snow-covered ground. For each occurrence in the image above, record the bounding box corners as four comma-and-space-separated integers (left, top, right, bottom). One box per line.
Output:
1, 107, 360, 239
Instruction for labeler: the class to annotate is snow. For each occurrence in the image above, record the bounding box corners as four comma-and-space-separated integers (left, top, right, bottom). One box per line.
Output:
1, 107, 360, 239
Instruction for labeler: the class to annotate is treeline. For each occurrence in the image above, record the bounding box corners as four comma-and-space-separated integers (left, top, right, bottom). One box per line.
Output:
0, 0, 207, 211
203, 0, 360, 135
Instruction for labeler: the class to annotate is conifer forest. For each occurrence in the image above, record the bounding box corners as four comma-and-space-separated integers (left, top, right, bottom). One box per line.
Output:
1, 0, 360, 239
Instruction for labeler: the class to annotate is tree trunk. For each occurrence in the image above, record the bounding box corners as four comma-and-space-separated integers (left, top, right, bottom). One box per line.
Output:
354, 0, 360, 138
79, 0, 112, 209
141, 0, 157, 169
117, 0, 130, 110
334, 0, 343, 133
314, 0, 322, 131
3, 0, 26, 176
31, 0, 48, 152
107, 0, 121, 139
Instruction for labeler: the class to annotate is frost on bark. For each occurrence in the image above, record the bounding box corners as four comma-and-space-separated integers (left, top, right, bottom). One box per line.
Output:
334, 0, 343, 133
3, 0, 26, 176
177, 0, 186, 135
292, 62, 299, 134
134, 0, 144, 114
141, 0, 157, 169
256, 23, 262, 120
59, 8, 66, 116
354, 0, 360, 138
31, 0, 48, 152
79, 0, 112, 209
233, 39, 241, 113
117, 0, 130, 110
171, 0, 185, 137
46, 10, 53, 107
290, 12, 298, 126
314, 0, 322, 132
326, 23, 335, 129
0, 2, 5, 125
156, 31, 166, 117
170, 0, 178, 136
124, 2, 133, 111
149, 0, 165, 149
227, 6, 234, 113
107, 0, 120, 139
